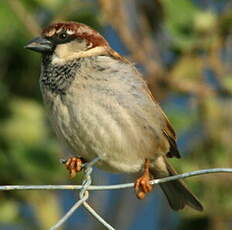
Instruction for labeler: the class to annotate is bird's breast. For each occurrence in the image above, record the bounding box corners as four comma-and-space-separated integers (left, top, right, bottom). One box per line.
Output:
40, 57, 169, 173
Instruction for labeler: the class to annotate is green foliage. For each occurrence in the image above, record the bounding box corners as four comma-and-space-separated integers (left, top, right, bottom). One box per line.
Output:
163, 0, 217, 51
163, 0, 200, 50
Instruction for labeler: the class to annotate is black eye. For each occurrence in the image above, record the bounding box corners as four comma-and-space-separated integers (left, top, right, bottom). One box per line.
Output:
58, 32, 67, 40
49, 31, 74, 45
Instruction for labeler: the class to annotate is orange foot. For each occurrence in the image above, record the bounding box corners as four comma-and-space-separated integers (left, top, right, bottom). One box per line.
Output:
134, 159, 153, 199
63, 157, 86, 178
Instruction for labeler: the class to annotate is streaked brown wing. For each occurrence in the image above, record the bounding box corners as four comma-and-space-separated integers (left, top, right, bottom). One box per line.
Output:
109, 50, 181, 159
145, 86, 181, 159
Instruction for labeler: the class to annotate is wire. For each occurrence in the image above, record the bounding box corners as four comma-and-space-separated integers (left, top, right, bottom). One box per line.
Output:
0, 167, 232, 230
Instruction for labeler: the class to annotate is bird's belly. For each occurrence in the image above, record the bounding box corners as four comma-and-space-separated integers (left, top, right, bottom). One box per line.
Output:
43, 91, 164, 173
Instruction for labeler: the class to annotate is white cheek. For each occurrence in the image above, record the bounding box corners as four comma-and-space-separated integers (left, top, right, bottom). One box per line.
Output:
51, 44, 107, 65
51, 44, 69, 64
51, 54, 64, 65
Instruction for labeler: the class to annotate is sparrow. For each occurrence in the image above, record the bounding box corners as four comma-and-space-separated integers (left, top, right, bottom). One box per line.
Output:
25, 21, 203, 211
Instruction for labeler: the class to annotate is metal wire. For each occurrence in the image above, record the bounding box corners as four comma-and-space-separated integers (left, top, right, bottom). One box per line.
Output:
50, 191, 89, 230
49, 157, 115, 230
78, 157, 115, 230
1, 168, 231, 192
1, 167, 232, 230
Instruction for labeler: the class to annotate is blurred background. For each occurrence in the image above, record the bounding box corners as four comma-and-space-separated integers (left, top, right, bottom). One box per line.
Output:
0, 0, 232, 229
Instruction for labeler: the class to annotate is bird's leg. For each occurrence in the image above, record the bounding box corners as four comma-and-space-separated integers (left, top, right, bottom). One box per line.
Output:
62, 157, 86, 178
134, 159, 153, 199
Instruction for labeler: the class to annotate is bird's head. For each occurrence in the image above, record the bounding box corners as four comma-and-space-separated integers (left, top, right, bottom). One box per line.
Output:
25, 22, 110, 64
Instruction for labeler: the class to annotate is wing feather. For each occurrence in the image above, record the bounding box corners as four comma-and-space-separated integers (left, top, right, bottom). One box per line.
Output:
104, 52, 181, 158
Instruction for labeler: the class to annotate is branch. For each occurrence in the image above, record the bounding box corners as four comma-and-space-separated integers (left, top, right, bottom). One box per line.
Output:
7, 0, 41, 36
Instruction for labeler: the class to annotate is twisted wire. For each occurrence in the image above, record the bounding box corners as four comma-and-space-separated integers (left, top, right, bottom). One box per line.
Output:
49, 158, 99, 230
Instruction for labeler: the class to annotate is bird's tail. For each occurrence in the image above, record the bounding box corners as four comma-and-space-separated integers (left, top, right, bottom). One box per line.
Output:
150, 158, 203, 211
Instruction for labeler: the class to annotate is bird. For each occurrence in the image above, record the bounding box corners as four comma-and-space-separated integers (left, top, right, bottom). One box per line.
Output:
25, 21, 203, 211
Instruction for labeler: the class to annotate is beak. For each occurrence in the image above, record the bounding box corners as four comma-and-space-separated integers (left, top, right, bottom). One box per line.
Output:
24, 37, 53, 53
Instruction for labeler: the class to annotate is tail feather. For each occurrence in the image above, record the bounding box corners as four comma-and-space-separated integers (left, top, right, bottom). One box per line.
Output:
151, 158, 203, 211
160, 179, 203, 211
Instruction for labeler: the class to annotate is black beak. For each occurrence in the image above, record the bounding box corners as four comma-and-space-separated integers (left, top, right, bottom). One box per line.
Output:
24, 37, 53, 53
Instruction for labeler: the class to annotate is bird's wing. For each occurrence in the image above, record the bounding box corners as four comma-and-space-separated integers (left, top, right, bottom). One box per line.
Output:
105, 51, 181, 158
145, 88, 181, 158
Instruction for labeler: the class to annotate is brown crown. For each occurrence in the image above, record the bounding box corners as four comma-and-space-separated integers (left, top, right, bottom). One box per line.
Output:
42, 21, 109, 48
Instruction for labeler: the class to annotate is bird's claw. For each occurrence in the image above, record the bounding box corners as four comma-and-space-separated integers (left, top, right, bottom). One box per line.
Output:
134, 174, 153, 199
63, 157, 85, 178
134, 159, 153, 199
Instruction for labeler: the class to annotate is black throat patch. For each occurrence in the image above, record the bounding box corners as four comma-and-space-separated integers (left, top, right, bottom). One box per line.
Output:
40, 55, 81, 95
